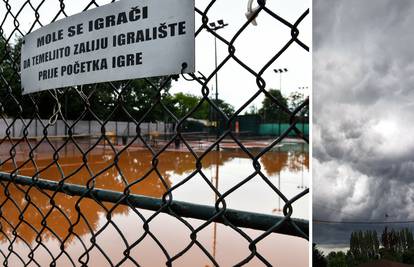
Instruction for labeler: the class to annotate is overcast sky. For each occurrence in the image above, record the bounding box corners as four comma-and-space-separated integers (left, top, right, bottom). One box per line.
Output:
170, 0, 311, 111
0, 0, 310, 111
313, 0, 414, 247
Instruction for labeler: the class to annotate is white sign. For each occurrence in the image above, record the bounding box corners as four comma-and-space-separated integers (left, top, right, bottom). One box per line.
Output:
21, 0, 195, 94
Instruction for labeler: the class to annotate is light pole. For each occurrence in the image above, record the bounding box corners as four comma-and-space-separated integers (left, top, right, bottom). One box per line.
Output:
295, 86, 309, 107
273, 68, 288, 92
209, 20, 228, 150
273, 68, 288, 135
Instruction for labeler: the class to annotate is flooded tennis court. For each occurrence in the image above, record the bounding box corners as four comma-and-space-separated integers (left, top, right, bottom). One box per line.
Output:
0, 140, 308, 266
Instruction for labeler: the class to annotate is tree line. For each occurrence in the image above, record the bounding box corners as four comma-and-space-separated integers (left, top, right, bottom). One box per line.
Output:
314, 227, 414, 267
1, 36, 307, 123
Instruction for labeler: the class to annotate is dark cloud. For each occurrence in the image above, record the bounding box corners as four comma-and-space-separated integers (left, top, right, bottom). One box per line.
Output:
313, 0, 414, 246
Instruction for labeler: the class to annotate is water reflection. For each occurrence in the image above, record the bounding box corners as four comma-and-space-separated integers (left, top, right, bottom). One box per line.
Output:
0, 143, 308, 266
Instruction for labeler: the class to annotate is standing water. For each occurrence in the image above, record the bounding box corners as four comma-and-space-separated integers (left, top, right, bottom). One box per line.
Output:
0, 141, 308, 266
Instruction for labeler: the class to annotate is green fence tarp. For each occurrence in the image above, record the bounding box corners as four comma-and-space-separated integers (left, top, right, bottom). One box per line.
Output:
258, 123, 309, 137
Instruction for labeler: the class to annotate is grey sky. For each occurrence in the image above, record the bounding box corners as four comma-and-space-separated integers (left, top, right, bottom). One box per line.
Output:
0, 0, 310, 111
313, 0, 414, 246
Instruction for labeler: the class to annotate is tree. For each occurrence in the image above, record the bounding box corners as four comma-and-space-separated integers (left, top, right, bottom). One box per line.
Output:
313, 244, 328, 267
211, 98, 235, 119
114, 77, 172, 121
327, 251, 347, 267
289, 91, 308, 122
380, 227, 414, 262
348, 229, 380, 265
402, 249, 414, 264
166, 92, 235, 120
346, 250, 357, 267
244, 105, 258, 115
0, 35, 28, 118
258, 89, 289, 123
168, 92, 201, 119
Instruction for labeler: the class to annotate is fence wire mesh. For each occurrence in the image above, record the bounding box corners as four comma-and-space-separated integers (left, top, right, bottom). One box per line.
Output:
0, 0, 309, 266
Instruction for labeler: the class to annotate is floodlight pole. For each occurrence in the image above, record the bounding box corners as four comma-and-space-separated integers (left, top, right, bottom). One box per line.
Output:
273, 68, 288, 93
214, 37, 218, 103
210, 20, 228, 151
273, 68, 288, 134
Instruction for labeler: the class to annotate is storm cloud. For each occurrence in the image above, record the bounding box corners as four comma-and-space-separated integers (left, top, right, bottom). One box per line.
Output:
313, 0, 414, 245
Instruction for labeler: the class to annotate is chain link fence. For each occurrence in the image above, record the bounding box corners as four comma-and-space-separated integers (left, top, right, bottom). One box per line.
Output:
0, 0, 309, 266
